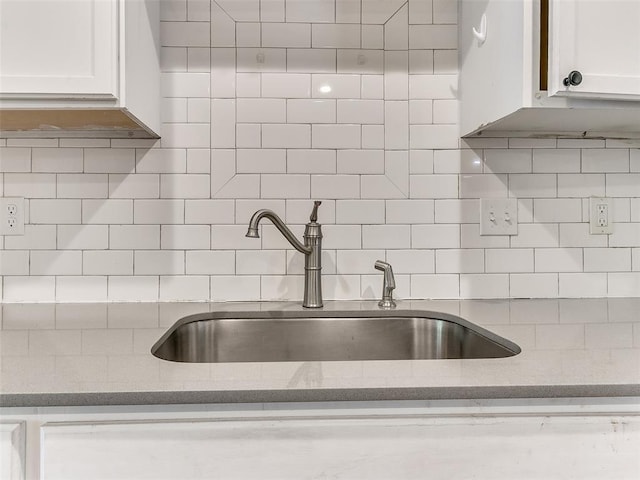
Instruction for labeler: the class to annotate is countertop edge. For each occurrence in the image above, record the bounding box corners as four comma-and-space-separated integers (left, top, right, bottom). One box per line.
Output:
3, 385, 640, 408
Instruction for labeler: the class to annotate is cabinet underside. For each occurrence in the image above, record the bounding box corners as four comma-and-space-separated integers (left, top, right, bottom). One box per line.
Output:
0, 109, 159, 138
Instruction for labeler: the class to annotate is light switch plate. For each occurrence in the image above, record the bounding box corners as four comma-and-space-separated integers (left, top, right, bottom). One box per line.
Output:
480, 198, 518, 236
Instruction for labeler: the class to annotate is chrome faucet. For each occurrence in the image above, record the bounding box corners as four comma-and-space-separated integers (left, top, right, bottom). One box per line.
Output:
246, 201, 323, 308
374, 260, 396, 309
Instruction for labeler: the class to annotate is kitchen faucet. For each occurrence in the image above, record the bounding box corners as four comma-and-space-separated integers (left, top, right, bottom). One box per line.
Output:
246, 201, 323, 308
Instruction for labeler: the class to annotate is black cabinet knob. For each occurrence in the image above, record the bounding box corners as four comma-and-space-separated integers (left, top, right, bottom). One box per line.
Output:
563, 70, 583, 87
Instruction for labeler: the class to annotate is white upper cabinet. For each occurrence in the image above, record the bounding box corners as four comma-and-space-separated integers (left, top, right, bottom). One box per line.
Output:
0, 0, 117, 99
548, 0, 640, 100
0, 0, 160, 138
459, 0, 640, 138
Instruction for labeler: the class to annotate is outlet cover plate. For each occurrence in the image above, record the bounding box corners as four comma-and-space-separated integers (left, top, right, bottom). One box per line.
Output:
589, 197, 613, 234
480, 198, 518, 236
0, 197, 25, 235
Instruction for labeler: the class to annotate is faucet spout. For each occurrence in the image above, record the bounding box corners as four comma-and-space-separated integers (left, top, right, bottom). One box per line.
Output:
246, 203, 323, 308
245, 209, 311, 255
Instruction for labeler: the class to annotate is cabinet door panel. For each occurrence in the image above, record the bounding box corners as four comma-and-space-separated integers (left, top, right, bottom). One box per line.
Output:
0, 0, 117, 99
0, 422, 25, 480
549, 0, 640, 100
41, 415, 640, 479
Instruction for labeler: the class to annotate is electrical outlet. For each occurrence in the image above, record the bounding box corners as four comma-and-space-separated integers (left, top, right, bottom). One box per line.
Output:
0, 197, 25, 235
480, 198, 518, 235
589, 197, 613, 234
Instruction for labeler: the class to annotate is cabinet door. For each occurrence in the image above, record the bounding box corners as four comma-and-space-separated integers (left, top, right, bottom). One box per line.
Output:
0, 0, 117, 99
41, 415, 640, 479
0, 422, 25, 480
548, 0, 640, 100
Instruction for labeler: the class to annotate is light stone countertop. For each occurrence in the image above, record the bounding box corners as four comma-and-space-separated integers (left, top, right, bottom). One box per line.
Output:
1, 299, 639, 407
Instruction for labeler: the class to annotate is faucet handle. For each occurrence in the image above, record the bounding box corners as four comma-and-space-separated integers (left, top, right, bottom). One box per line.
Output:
309, 200, 322, 222
374, 260, 396, 309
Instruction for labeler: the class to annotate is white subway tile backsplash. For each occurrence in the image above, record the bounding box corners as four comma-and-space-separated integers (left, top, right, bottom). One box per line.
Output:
409, 0, 432, 24
287, 49, 336, 73
486, 249, 533, 273
3, 8, 640, 304
436, 249, 484, 273
433, 0, 457, 24
159, 276, 209, 301
509, 273, 559, 298
410, 174, 458, 199
83, 251, 133, 276
385, 101, 409, 149
409, 25, 457, 49
135, 251, 185, 275
5, 173, 55, 198
336, 200, 385, 224
262, 73, 311, 98
557, 174, 605, 197
606, 173, 640, 197
312, 24, 360, 48
314, 125, 363, 151
312, 74, 361, 98
1, 148, 31, 172
262, 23, 310, 48
509, 174, 556, 198
411, 274, 459, 298
288, 149, 337, 174
459, 174, 508, 198
460, 274, 509, 299
610, 223, 640, 247
107, 276, 159, 302
186, 250, 235, 275
109, 174, 159, 199
134, 199, 184, 224
32, 148, 82, 173
535, 248, 583, 273
337, 100, 384, 124
559, 273, 608, 297
510, 224, 559, 248
287, 99, 336, 124
56, 276, 107, 302
533, 199, 582, 223
559, 223, 608, 248
412, 224, 460, 248
0, 250, 29, 276
261, 174, 310, 198
311, 175, 360, 199
110, 225, 160, 250
460, 224, 509, 249
484, 149, 532, 174
584, 248, 631, 272
582, 149, 629, 173
533, 149, 580, 173
30, 199, 81, 224
58, 225, 108, 250
211, 276, 261, 301
239, 98, 288, 125
338, 50, 384, 75
83, 199, 133, 225
161, 225, 211, 250
262, 124, 311, 148
608, 272, 640, 296
631, 149, 640, 171
162, 21, 209, 47
58, 174, 108, 199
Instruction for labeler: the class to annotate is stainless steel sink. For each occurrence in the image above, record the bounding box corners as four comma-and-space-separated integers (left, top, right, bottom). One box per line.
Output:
151, 309, 521, 363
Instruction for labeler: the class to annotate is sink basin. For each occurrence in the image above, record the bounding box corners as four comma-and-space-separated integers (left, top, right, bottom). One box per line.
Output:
151, 309, 521, 363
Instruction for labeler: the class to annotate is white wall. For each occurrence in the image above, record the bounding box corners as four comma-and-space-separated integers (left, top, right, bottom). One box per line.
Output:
1, 0, 639, 302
